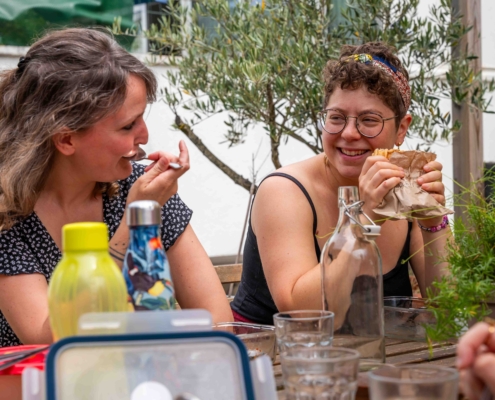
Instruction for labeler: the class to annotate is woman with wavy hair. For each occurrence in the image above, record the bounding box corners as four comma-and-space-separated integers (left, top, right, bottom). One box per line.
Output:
0, 28, 232, 347
232, 42, 450, 326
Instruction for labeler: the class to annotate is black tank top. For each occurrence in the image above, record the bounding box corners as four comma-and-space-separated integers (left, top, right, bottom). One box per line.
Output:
231, 173, 413, 325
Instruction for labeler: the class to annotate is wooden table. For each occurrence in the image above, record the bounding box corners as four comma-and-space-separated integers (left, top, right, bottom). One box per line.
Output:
274, 338, 458, 399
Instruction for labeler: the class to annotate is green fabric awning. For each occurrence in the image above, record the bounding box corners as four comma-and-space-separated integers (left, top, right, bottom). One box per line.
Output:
0, 0, 134, 46
0, 0, 133, 24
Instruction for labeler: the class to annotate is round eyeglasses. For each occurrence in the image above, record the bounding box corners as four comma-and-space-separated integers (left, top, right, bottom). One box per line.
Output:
318, 109, 397, 138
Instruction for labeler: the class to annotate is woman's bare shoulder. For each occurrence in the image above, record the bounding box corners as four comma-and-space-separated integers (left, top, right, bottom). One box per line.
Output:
257, 156, 322, 194
252, 157, 322, 232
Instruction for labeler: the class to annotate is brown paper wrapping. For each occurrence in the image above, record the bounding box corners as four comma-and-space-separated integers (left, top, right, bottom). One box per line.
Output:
372, 150, 453, 221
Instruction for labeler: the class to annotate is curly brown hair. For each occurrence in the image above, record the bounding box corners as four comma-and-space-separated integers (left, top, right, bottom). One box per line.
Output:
322, 42, 409, 128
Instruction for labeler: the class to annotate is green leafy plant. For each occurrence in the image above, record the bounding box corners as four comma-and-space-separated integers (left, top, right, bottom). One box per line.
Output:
114, 0, 494, 191
426, 176, 495, 342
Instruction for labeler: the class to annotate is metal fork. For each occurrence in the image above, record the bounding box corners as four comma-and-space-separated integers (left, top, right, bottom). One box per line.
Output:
130, 147, 183, 170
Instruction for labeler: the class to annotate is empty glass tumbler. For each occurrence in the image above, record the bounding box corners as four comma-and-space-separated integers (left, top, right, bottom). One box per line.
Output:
368, 365, 459, 400
280, 346, 360, 400
273, 310, 334, 352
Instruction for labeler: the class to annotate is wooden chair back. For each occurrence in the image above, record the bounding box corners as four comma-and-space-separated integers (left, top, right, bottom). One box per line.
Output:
214, 263, 243, 285
214, 264, 243, 302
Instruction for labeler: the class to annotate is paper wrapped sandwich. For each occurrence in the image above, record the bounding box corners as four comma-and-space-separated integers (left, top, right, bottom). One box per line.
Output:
371, 149, 453, 221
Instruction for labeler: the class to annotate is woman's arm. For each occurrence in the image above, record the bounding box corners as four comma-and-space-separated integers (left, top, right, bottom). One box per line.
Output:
106, 142, 231, 322
253, 177, 358, 328
409, 159, 451, 296
0, 273, 53, 344
166, 224, 233, 323
409, 221, 451, 296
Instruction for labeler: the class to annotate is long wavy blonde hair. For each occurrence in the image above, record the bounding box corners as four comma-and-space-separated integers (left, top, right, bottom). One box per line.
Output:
0, 28, 157, 230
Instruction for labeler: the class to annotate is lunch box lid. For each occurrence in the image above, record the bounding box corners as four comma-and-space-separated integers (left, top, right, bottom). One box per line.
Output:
45, 331, 256, 400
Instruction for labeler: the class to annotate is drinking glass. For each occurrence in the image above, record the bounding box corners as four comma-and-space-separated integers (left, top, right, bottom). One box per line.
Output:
368, 365, 459, 400
273, 310, 334, 352
280, 346, 360, 400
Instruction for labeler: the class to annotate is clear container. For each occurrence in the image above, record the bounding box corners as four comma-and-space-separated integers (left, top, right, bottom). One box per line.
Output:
46, 334, 253, 400
213, 322, 277, 362
280, 347, 360, 400
369, 365, 459, 400
320, 186, 385, 364
272, 310, 334, 353
48, 223, 128, 341
384, 296, 436, 341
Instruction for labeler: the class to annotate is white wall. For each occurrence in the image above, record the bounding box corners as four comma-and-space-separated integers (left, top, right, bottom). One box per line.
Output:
143, 66, 314, 257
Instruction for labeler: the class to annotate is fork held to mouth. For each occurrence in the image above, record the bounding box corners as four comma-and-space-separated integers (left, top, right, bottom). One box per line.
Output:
141, 159, 183, 170
128, 147, 183, 170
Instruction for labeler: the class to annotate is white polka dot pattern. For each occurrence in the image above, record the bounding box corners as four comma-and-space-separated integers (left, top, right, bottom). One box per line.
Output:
0, 163, 192, 347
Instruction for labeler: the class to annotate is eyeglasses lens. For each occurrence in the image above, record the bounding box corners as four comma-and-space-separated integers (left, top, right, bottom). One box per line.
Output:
320, 111, 384, 137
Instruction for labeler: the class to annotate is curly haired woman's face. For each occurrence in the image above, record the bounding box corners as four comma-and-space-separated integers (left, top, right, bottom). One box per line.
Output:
69, 74, 149, 182
322, 86, 409, 181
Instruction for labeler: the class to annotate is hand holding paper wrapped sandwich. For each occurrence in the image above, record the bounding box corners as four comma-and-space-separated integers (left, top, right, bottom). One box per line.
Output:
359, 148, 453, 224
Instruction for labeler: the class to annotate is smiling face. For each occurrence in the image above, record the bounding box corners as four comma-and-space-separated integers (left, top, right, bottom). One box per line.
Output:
322, 86, 410, 181
71, 74, 149, 183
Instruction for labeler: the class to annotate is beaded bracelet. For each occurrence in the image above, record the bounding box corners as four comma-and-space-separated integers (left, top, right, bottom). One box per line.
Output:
417, 215, 449, 233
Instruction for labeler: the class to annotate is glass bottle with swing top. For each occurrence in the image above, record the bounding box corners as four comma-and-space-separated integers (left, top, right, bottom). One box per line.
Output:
320, 186, 385, 366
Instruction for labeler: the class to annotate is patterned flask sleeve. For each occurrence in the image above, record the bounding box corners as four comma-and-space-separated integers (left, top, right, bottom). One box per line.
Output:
123, 226, 176, 311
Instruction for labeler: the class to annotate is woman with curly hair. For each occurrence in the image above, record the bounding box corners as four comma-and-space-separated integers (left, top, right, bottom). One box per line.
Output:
231, 42, 450, 326
0, 28, 232, 347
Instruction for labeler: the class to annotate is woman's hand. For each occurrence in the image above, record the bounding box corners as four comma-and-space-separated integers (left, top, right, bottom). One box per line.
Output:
127, 140, 190, 207
110, 141, 189, 267
417, 160, 445, 205
359, 155, 405, 223
457, 322, 495, 399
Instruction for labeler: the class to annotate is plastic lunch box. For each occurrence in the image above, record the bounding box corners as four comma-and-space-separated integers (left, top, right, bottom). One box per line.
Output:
22, 309, 277, 400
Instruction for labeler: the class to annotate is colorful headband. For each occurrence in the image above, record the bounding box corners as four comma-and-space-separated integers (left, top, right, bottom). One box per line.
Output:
344, 53, 411, 111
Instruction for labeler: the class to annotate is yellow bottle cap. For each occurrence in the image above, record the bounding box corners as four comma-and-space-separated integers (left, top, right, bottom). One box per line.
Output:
62, 222, 109, 252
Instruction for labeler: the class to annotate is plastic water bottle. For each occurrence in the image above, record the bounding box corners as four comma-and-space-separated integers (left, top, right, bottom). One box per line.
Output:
320, 186, 385, 366
48, 222, 128, 341
122, 200, 176, 311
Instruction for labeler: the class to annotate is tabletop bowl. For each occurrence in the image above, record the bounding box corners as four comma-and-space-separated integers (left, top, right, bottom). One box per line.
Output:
384, 296, 437, 341
213, 322, 277, 362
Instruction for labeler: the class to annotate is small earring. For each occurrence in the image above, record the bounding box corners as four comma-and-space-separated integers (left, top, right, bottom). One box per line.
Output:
396, 142, 402, 150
